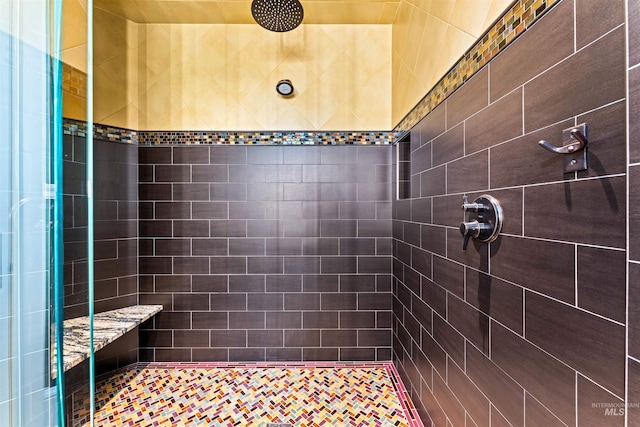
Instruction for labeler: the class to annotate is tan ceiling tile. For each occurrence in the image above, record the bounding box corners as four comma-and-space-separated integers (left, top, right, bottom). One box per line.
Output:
303, 3, 388, 24
94, 0, 146, 23
379, 3, 400, 23
218, 3, 255, 23
100, 0, 401, 24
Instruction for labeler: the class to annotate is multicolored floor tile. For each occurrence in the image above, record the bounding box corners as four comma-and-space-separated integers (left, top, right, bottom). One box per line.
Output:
73, 362, 423, 427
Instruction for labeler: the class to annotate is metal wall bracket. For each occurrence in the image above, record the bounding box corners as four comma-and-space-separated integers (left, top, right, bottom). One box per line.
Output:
538, 123, 588, 173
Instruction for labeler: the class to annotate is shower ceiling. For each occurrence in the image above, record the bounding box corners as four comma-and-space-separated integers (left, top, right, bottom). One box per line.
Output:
94, 0, 400, 24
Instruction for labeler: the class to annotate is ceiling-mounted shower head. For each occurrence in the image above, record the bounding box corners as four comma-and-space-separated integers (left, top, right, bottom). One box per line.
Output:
251, 0, 304, 32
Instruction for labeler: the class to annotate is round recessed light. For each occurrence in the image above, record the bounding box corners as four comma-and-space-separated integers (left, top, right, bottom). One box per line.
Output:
276, 79, 294, 96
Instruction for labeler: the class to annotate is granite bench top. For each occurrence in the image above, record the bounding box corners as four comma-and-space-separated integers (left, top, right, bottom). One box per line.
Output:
52, 305, 162, 378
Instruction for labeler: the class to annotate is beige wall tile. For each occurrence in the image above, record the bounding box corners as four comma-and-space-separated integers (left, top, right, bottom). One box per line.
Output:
63, 92, 87, 121
392, 1, 414, 53
392, 0, 506, 126
62, 0, 87, 49
414, 13, 448, 84
451, 0, 497, 38
403, 6, 428, 70
429, 0, 455, 21
409, 0, 432, 12
62, 0, 87, 71
93, 8, 139, 127
321, 105, 364, 130
61, 46, 87, 74
101, 103, 139, 129
79, 0, 504, 131
441, 24, 475, 67
131, 23, 391, 131
61, 0, 88, 119
484, 0, 514, 30
94, 8, 128, 63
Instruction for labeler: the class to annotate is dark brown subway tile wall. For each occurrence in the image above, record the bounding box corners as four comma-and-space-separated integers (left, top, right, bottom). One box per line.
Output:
93, 140, 139, 313
63, 132, 89, 318
393, 0, 631, 425
630, 0, 640, 424
63, 136, 139, 420
92, 138, 140, 373
64, 136, 139, 320
139, 145, 393, 362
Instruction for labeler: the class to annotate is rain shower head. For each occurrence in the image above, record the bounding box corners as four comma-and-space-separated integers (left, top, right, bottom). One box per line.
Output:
251, 0, 304, 32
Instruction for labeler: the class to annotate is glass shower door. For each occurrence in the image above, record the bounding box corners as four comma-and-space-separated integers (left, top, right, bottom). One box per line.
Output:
0, 0, 63, 425
60, 0, 96, 424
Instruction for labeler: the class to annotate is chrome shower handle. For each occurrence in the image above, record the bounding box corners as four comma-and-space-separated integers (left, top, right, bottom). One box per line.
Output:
460, 220, 492, 250
461, 195, 486, 212
538, 128, 588, 154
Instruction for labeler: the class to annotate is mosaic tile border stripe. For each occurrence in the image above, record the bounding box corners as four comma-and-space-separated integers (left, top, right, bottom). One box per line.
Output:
394, 0, 560, 134
138, 130, 395, 145
63, 118, 88, 137
62, 118, 394, 145
73, 361, 424, 427
63, 118, 139, 144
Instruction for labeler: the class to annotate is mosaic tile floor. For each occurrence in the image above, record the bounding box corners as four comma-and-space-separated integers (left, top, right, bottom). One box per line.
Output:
73, 362, 423, 427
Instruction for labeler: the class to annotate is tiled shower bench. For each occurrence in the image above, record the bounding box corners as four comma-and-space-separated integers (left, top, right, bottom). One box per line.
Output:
52, 305, 162, 378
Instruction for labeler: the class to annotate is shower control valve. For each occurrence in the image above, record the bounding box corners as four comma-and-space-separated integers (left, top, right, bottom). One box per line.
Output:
459, 195, 503, 251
